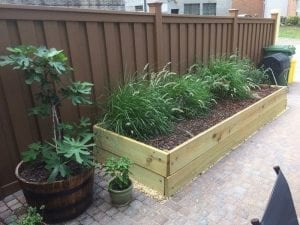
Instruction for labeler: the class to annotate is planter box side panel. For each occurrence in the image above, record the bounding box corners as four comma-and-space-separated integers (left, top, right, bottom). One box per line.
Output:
95, 147, 166, 194
169, 87, 287, 175
166, 88, 287, 196
94, 126, 169, 177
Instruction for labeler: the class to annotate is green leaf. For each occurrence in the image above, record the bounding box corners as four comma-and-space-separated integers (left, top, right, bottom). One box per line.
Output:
28, 104, 50, 117
21, 142, 42, 162
61, 81, 93, 105
55, 134, 94, 164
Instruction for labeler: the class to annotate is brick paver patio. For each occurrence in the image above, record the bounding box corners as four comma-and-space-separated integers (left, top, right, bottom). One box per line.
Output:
1, 41, 300, 225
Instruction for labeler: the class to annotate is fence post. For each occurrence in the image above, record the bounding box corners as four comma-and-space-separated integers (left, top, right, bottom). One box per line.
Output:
148, 2, 163, 71
271, 12, 279, 44
228, 9, 239, 54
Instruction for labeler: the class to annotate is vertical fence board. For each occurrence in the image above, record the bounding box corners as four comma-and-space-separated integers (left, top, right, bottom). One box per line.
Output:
66, 21, 94, 118
103, 22, 123, 89
195, 24, 203, 63
119, 23, 136, 80
227, 24, 232, 54
187, 24, 195, 66
170, 24, 179, 72
209, 24, 216, 58
221, 24, 227, 56
134, 23, 148, 72
86, 22, 110, 111
216, 24, 222, 57
203, 24, 209, 64
162, 23, 171, 68
179, 24, 187, 74
146, 24, 155, 72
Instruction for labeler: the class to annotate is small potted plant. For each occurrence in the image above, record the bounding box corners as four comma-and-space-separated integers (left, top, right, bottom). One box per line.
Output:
103, 157, 133, 206
15, 206, 45, 225
0, 46, 96, 223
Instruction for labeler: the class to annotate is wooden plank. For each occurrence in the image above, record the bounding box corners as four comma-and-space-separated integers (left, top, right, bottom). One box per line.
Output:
179, 24, 187, 74
146, 24, 155, 72
103, 22, 123, 89
66, 21, 94, 118
170, 24, 179, 72
94, 125, 169, 176
202, 24, 209, 64
195, 24, 203, 63
209, 24, 216, 58
134, 23, 148, 72
0, 6, 155, 23
226, 24, 232, 54
238, 24, 243, 57
221, 24, 227, 56
257, 23, 264, 63
96, 147, 165, 195
162, 23, 170, 68
216, 24, 222, 57
250, 24, 257, 60
166, 93, 287, 196
187, 24, 195, 67
119, 23, 136, 80
86, 21, 110, 114
163, 16, 234, 24
169, 87, 287, 174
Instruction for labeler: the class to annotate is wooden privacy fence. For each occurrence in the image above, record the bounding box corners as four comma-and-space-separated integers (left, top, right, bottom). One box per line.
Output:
0, 3, 277, 198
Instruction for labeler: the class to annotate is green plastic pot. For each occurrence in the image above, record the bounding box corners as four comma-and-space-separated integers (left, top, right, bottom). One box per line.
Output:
108, 179, 133, 206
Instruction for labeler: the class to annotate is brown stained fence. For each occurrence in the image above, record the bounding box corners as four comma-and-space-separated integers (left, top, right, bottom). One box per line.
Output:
0, 3, 277, 198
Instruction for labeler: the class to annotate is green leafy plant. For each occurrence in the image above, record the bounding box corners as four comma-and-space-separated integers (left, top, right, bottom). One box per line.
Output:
0, 45, 95, 182
191, 56, 260, 100
285, 16, 299, 26
103, 157, 133, 190
15, 206, 44, 225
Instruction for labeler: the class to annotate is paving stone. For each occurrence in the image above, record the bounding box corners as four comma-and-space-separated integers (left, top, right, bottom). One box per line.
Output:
0, 206, 8, 213
3, 195, 14, 203
0, 209, 13, 220
10, 203, 23, 211
105, 207, 118, 216
98, 202, 112, 212
6, 199, 18, 207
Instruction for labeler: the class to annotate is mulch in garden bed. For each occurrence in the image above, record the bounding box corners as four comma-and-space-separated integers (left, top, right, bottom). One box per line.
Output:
145, 86, 278, 150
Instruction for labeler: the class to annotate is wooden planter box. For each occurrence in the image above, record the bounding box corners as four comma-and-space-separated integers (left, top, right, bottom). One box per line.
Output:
94, 86, 287, 196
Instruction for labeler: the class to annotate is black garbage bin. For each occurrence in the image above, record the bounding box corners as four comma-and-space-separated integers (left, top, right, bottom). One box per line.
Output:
259, 53, 290, 86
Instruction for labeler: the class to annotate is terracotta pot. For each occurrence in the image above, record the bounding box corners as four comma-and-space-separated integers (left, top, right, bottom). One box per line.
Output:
108, 179, 133, 206
15, 161, 94, 223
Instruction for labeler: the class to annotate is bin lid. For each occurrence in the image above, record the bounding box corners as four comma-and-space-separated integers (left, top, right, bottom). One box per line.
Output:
264, 45, 296, 56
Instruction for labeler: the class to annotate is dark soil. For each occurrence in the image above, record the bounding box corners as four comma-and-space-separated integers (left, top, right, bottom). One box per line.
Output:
20, 161, 84, 182
145, 86, 278, 150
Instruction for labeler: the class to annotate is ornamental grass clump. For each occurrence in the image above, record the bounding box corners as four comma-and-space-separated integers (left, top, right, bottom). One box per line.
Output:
192, 56, 260, 100
157, 73, 215, 118
101, 76, 174, 140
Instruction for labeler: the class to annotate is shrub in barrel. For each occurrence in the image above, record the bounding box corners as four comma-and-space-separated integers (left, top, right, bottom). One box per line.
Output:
0, 46, 96, 223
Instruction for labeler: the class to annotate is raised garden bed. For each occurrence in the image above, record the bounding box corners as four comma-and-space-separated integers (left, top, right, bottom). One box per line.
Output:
94, 86, 287, 196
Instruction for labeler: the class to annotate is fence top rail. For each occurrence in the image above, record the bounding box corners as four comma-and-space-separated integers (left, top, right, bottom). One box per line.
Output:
0, 4, 155, 22
162, 15, 234, 24
238, 17, 275, 24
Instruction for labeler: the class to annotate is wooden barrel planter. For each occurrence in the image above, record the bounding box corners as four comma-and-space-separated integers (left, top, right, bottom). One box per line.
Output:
15, 162, 94, 223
